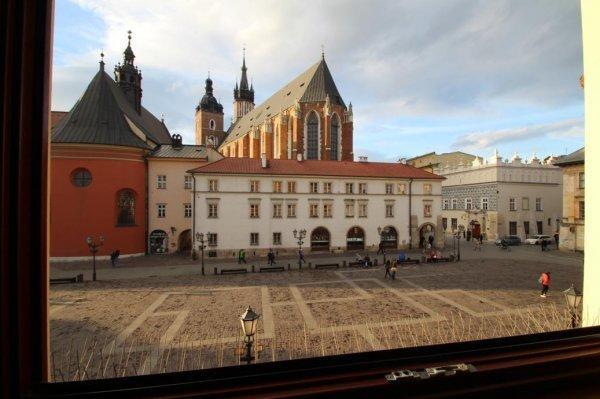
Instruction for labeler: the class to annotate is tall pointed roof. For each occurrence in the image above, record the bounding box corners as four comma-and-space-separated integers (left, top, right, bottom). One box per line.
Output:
197, 75, 223, 114
234, 49, 254, 103
52, 67, 171, 148
221, 58, 346, 147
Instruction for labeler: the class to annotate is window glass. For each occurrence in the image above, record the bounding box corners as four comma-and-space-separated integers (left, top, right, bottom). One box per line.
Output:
306, 112, 319, 159
117, 190, 135, 225
71, 168, 92, 187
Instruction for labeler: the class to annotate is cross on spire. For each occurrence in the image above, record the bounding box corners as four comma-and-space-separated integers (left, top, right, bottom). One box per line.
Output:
321, 44, 325, 59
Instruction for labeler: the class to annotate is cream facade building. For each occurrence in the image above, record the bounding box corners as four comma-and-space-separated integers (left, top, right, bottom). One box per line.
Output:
188, 156, 444, 258
555, 148, 584, 251
436, 151, 563, 242
407, 151, 477, 173
147, 135, 222, 254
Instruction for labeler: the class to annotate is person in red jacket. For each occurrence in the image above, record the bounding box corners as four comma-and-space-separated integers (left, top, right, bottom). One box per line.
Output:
539, 271, 551, 298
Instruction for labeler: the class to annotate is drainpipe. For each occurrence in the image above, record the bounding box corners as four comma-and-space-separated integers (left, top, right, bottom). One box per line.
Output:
408, 178, 413, 249
192, 173, 196, 258
145, 156, 149, 255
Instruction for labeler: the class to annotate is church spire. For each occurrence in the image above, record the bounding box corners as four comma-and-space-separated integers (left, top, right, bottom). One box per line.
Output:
123, 30, 135, 65
234, 47, 254, 103
114, 30, 142, 113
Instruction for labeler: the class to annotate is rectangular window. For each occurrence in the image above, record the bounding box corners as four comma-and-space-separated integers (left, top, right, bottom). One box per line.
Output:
522, 197, 530, 211
208, 179, 218, 192
345, 182, 354, 194
397, 183, 406, 194
273, 203, 282, 218
423, 183, 432, 194
509, 221, 517, 235
310, 182, 319, 193
287, 181, 296, 193
287, 203, 297, 218
537, 221, 543, 234
157, 175, 167, 189
309, 203, 319, 218
272, 232, 282, 246
443, 199, 449, 210
323, 182, 332, 193
358, 203, 367, 217
385, 204, 394, 217
323, 203, 332, 218
579, 172, 585, 188
250, 232, 259, 246
481, 197, 489, 210
385, 183, 394, 194
184, 175, 193, 189
535, 198, 542, 211
424, 203, 432, 217
345, 202, 355, 217
548, 218, 552, 226
451, 218, 458, 231
358, 183, 367, 194
157, 203, 166, 218
524, 221, 530, 236
452, 198, 458, 210
250, 180, 260, 193
273, 181, 282, 193
208, 203, 218, 218
442, 217, 448, 230
207, 233, 218, 247
509, 198, 516, 211
250, 203, 260, 218
184, 203, 192, 218
579, 201, 585, 219
465, 198, 472, 210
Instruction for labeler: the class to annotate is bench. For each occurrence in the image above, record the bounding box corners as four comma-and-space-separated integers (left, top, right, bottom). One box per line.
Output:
397, 259, 420, 265
50, 274, 83, 285
314, 263, 339, 270
426, 257, 451, 263
259, 266, 285, 273
220, 268, 248, 275
348, 261, 373, 268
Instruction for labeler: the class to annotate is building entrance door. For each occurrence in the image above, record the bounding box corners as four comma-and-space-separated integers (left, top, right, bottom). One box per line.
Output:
346, 226, 365, 251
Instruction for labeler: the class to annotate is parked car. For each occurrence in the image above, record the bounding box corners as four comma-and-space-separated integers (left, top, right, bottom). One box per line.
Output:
524, 235, 553, 245
495, 235, 522, 246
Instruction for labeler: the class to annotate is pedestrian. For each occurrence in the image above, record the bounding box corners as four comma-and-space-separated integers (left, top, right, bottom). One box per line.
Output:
299, 248, 305, 265
390, 264, 398, 280
479, 234, 483, 245
364, 254, 371, 268
238, 249, 247, 264
540, 239, 545, 252
267, 249, 276, 265
110, 249, 120, 267
419, 236, 425, 249
384, 260, 391, 279
539, 271, 551, 298
554, 233, 559, 250
377, 241, 384, 255
428, 235, 434, 248
397, 251, 406, 263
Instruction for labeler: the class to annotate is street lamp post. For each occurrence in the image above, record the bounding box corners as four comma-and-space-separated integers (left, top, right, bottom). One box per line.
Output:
240, 306, 260, 364
456, 225, 465, 261
377, 226, 387, 265
86, 235, 104, 282
563, 284, 583, 328
293, 229, 306, 270
195, 232, 207, 276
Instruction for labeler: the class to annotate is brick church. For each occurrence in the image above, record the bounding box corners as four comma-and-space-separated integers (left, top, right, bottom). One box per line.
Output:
194, 52, 354, 162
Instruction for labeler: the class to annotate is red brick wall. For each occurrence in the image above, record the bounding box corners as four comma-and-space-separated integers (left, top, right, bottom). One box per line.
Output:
50, 145, 147, 257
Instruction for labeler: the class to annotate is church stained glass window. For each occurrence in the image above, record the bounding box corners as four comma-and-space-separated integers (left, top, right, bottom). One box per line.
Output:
307, 112, 319, 160
117, 189, 136, 225
330, 114, 339, 160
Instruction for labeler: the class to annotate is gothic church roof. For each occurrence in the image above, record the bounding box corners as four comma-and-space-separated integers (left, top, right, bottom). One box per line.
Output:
220, 58, 346, 148
52, 67, 171, 149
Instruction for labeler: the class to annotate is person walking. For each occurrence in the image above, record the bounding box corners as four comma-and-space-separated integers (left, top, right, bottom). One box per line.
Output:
384, 260, 391, 279
238, 249, 247, 264
390, 264, 398, 280
110, 249, 120, 267
377, 241, 384, 255
298, 248, 305, 265
554, 233, 559, 249
267, 249, 276, 265
539, 271, 551, 298
428, 235, 434, 248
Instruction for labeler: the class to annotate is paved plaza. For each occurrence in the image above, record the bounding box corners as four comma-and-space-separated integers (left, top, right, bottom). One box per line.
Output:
49, 243, 583, 380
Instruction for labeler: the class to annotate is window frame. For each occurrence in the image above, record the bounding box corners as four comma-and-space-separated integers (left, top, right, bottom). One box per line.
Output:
184, 203, 192, 218
156, 174, 167, 189
287, 203, 297, 218
184, 175, 193, 190
250, 232, 259, 246
208, 203, 218, 218
6, 5, 600, 399
157, 203, 166, 218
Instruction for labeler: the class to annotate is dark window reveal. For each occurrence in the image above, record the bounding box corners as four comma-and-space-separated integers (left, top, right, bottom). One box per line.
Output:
117, 189, 136, 225
306, 112, 319, 160
71, 168, 92, 187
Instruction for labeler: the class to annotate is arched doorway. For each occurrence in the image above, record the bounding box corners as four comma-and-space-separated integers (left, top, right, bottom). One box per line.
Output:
419, 223, 435, 248
149, 230, 168, 254
470, 220, 481, 239
346, 226, 365, 250
380, 226, 398, 249
178, 229, 191, 252
311, 227, 330, 251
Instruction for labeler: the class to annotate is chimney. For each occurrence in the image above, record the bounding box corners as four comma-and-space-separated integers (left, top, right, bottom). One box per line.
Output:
171, 133, 183, 149
297, 153, 303, 162
261, 153, 268, 168
358, 156, 368, 162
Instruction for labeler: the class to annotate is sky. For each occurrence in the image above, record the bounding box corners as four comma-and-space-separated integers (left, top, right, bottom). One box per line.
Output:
51, 0, 584, 161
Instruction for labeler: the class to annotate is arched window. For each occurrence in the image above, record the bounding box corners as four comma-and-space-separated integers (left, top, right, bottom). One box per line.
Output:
274, 123, 280, 159
209, 119, 216, 130
330, 114, 340, 161
117, 189, 136, 225
71, 168, 92, 187
306, 112, 319, 160
287, 116, 293, 159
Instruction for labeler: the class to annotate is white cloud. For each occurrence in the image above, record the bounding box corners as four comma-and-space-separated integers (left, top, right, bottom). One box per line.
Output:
451, 118, 584, 152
